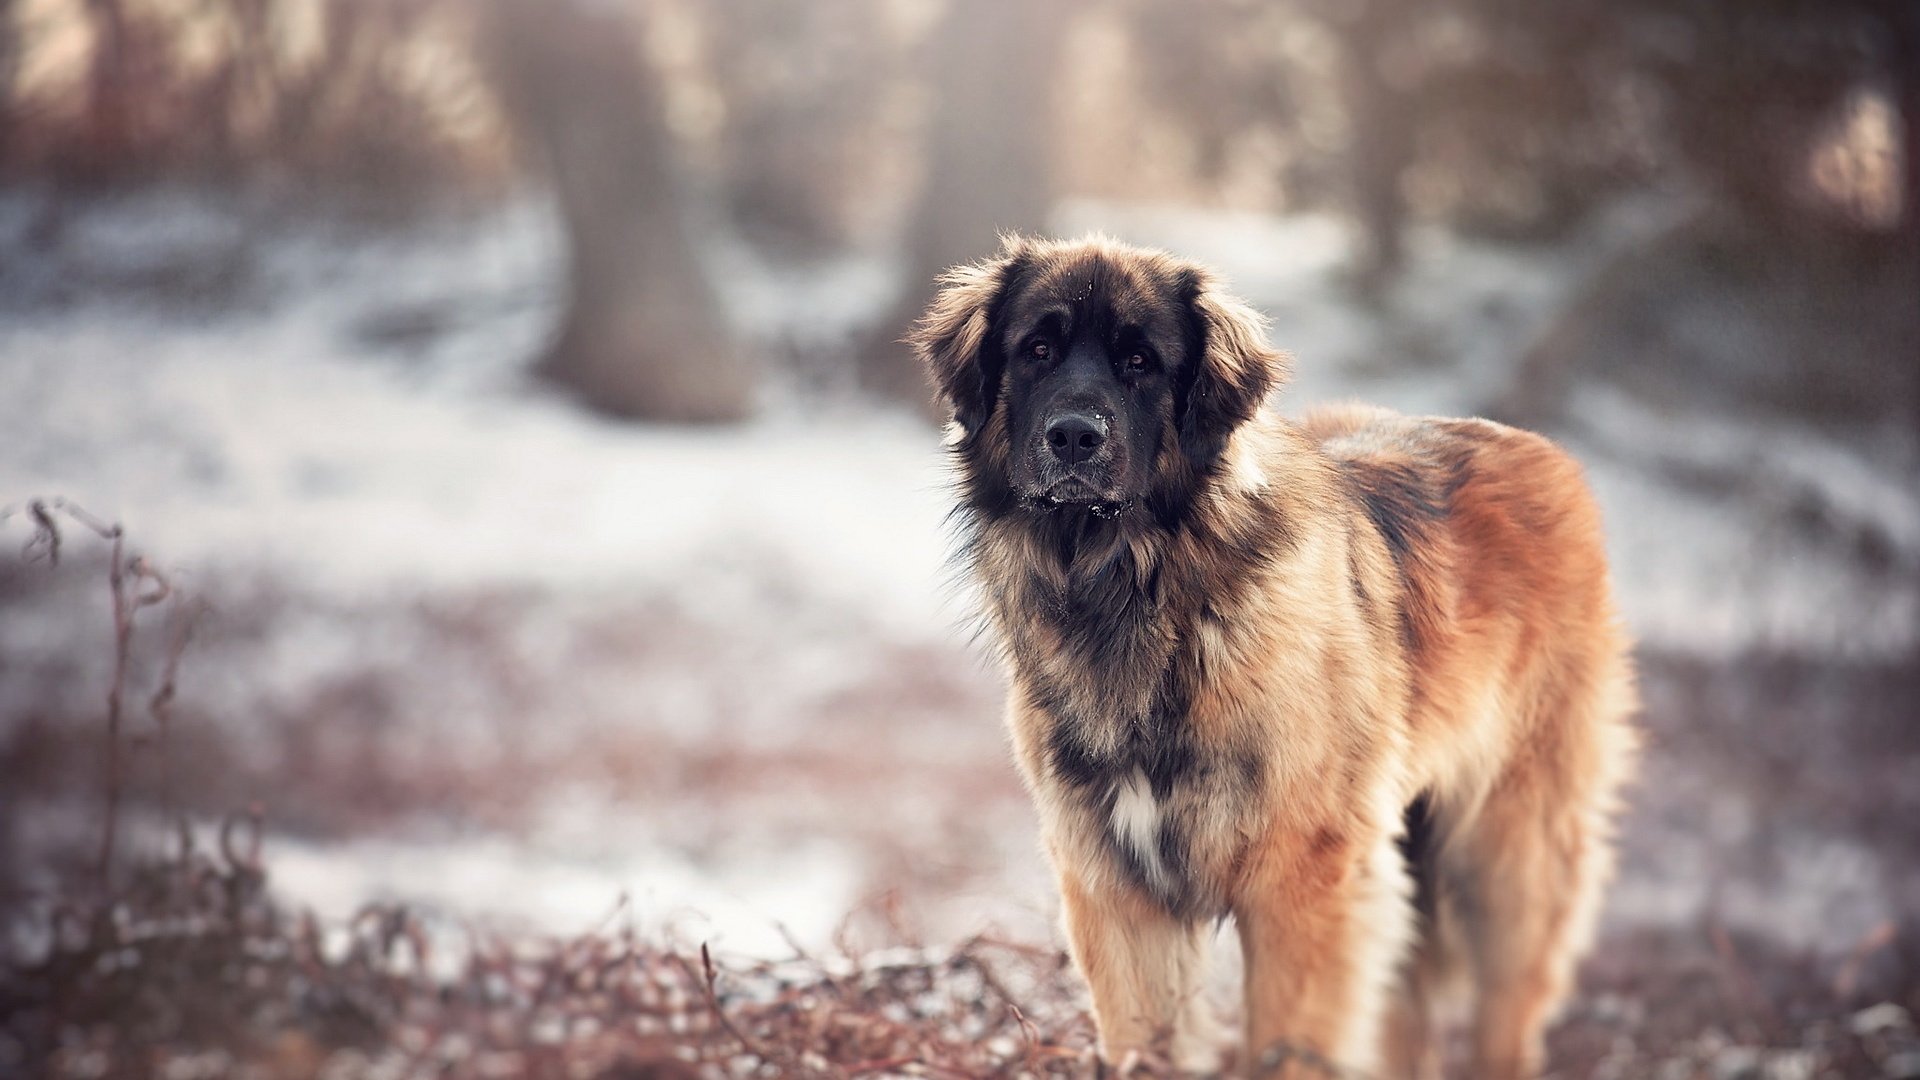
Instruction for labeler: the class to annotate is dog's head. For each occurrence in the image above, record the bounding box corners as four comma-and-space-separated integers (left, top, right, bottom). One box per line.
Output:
912, 235, 1286, 520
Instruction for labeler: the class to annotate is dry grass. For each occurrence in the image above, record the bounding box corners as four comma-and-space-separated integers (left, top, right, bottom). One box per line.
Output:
2, 834, 1118, 1079
0, 499, 1119, 1079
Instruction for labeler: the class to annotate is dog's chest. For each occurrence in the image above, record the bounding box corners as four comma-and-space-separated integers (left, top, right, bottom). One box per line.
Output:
1108, 766, 1173, 894
1049, 689, 1249, 916
1009, 552, 1250, 915
1088, 751, 1247, 919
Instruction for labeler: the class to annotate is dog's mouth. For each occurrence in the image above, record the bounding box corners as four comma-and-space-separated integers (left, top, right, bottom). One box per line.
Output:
1028, 477, 1133, 519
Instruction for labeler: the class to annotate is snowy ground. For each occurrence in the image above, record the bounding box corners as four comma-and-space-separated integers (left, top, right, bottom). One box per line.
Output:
3, 188, 1917, 1008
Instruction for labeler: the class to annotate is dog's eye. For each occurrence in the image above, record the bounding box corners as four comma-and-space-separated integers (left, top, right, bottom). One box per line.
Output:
1124, 352, 1152, 373
1028, 340, 1052, 362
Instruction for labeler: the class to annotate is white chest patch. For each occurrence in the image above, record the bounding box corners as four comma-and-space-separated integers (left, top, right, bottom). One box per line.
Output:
1109, 767, 1170, 892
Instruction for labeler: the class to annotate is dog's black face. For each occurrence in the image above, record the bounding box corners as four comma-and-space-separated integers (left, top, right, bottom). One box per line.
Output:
912, 236, 1285, 526
997, 257, 1191, 514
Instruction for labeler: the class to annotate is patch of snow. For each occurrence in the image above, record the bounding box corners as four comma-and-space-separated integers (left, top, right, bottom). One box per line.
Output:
707, 234, 904, 353
2, 315, 958, 643
1570, 386, 1918, 659
267, 828, 864, 960
1608, 826, 1899, 959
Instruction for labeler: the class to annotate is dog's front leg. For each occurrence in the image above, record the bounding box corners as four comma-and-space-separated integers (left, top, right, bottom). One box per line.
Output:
1056, 866, 1216, 1071
1235, 822, 1413, 1078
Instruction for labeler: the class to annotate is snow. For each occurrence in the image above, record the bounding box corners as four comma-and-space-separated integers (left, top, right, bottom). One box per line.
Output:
267, 829, 866, 961
1571, 385, 1919, 660
1, 196, 956, 641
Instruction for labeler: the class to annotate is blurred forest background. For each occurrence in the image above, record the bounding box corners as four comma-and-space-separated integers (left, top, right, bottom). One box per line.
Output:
2, 0, 1918, 1077
1, 0, 1915, 417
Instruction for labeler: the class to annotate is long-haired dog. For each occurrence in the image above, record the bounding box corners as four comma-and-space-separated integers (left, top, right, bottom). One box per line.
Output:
912, 235, 1636, 1078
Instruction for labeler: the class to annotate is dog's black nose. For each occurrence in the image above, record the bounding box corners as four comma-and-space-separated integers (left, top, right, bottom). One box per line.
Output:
1045, 413, 1107, 465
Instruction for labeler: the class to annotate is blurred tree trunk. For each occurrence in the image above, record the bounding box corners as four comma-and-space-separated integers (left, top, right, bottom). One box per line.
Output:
483, 0, 750, 422
858, 0, 1067, 413
82, 0, 131, 180
1333, 0, 1416, 300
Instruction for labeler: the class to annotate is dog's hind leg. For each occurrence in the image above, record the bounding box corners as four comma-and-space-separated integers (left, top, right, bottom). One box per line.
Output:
1448, 668, 1636, 1080
1380, 791, 1444, 1080
1380, 955, 1441, 1080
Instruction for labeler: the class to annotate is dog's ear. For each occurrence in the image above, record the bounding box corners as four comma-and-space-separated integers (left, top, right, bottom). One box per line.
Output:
1177, 268, 1287, 466
910, 238, 1031, 437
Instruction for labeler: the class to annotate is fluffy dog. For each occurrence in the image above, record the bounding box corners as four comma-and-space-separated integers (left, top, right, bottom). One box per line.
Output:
911, 235, 1637, 1078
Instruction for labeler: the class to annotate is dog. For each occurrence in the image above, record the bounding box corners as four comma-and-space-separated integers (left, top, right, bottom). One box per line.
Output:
911, 235, 1637, 1078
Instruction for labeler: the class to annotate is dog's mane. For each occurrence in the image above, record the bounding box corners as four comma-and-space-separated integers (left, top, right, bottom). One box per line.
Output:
951, 414, 1303, 688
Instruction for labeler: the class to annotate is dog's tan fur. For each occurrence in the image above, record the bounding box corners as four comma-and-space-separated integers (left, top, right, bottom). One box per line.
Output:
914, 236, 1637, 1078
